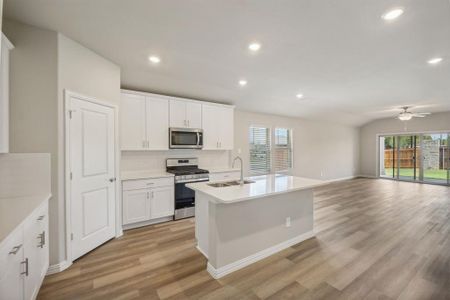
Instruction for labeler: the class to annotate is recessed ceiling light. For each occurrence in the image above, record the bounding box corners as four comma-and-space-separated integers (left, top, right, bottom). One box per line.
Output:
149, 56, 161, 64
239, 80, 247, 86
382, 8, 404, 21
427, 57, 443, 65
248, 43, 261, 52
296, 94, 304, 99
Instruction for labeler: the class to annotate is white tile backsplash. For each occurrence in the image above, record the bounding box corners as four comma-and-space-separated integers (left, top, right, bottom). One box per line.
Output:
121, 150, 231, 172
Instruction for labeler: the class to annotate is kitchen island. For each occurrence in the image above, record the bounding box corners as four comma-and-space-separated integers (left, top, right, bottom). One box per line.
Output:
187, 174, 326, 279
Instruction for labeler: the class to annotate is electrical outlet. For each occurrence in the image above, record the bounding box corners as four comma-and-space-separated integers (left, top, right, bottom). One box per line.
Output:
285, 217, 291, 227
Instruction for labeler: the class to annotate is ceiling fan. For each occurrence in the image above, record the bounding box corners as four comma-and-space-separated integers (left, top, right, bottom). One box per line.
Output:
397, 106, 431, 121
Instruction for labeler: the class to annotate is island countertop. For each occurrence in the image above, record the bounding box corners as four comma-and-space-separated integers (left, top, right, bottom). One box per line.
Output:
187, 174, 327, 203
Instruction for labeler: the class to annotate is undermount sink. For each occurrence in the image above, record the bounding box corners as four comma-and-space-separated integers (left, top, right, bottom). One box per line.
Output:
208, 180, 255, 188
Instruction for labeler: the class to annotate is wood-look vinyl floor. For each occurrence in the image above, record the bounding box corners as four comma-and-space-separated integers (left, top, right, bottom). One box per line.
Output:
38, 178, 450, 300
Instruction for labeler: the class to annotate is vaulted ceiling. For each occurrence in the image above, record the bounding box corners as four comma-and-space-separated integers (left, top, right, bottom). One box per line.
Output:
4, 0, 450, 126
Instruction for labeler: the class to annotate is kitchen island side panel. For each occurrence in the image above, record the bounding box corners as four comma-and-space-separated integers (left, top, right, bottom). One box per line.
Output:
207, 189, 314, 269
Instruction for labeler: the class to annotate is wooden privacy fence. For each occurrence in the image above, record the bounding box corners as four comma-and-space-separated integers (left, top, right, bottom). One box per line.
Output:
384, 148, 450, 169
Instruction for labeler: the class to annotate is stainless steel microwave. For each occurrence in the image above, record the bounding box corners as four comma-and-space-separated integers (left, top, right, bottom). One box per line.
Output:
169, 128, 203, 149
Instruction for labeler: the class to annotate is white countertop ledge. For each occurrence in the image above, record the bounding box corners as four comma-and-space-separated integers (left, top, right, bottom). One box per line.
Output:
121, 170, 174, 181
0, 194, 52, 243
186, 174, 327, 203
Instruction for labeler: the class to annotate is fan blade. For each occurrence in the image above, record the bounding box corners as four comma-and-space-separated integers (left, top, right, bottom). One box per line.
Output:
412, 114, 426, 118
412, 112, 431, 117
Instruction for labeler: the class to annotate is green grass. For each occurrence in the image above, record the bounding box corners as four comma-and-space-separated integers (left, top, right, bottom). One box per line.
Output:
383, 168, 448, 180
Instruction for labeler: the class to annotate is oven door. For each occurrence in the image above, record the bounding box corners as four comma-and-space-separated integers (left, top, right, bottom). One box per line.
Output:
174, 179, 206, 208
170, 128, 203, 149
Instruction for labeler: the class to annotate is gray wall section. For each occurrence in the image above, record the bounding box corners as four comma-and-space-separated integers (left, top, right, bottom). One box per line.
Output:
359, 111, 450, 177
208, 189, 314, 268
4, 19, 121, 265
233, 110, 360, 180
3, 19, 61, 264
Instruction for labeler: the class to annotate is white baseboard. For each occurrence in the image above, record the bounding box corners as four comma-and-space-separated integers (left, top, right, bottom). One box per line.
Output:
358, 174, 377, 179
207, 230, 314, 279
325, 176, 358, 183
46, 260, 72, 275
196, 245, 208, 259
122, 215, 173, 231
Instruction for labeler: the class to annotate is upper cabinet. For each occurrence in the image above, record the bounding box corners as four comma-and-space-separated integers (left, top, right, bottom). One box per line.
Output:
120, 91, 169, 150
120, 90, 234, 151
202, 104, 234, 150
0, 33, 14, 154
169, 99, 202, 129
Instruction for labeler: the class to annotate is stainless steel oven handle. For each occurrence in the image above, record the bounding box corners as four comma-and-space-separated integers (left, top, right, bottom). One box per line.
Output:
176, 178, 209, 184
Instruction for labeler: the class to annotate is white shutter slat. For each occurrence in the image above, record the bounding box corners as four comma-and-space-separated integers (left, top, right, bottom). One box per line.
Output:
249, 126, 271, 175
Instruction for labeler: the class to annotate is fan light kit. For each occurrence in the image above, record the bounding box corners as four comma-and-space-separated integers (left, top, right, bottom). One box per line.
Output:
397, 107, 431, 121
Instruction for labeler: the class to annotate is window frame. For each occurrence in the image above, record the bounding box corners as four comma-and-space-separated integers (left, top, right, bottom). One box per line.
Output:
248, 125, 294, 175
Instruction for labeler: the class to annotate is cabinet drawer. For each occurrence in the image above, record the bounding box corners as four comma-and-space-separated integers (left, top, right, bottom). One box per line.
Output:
122, 177, 174, 191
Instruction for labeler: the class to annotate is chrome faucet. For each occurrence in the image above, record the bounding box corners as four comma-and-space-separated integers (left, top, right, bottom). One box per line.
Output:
232, 156, 244, 185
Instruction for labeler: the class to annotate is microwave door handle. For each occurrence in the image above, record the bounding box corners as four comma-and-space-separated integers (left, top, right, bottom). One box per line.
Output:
196, 132, 200, 146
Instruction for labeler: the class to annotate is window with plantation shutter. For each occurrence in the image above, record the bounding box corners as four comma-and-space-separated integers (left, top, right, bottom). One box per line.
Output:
249, 126, 271, 175
273, 128, 293, 172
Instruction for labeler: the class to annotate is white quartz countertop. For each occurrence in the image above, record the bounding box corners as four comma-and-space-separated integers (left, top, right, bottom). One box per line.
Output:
121, 170, 174, 181
0, 194, 51, 243
187, 174, 327, 203
207, 167, 240, 174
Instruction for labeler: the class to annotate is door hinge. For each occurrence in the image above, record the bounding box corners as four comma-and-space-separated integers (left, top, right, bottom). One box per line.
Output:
70, 172, 73, 180
69, 110, 72, 119
71, 233, 74, 241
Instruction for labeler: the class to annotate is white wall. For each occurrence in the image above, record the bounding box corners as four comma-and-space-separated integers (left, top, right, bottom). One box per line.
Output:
5, 20, 121, 266
3, 19, 60, 263
233, 110, 360, 180
121, 150, 230, 172
359, 111, 450, 177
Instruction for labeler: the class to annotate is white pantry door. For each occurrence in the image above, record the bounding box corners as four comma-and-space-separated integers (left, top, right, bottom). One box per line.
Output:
68, 95, 116, 260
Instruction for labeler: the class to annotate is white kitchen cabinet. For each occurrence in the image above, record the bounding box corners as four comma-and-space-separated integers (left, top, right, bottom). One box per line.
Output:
169, 99, 202, 129
0, 229, 24, 300
146, 95, 169, 150
202, 104, 234, 150
120, 91, 169, 150
209, 171, 240, 182
0, 199, 49, 300
122, 177, 174, 229
0, 33, 14, 154
120, 93, 147, 150
122, 189, 151, 225
150, 186, 175, 219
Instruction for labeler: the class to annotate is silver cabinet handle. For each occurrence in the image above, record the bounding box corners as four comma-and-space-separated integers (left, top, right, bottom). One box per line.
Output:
217, 141, 219, 148
188, 120, 190, 127
146, 192, 150, 199
9, 244, 22, 255
37, 231, 45, 248
151, 191, 154, 198
142, 140, 146, 148
147, 140, 150, 148
37, 215, 45, 221
21, 258, 29, 276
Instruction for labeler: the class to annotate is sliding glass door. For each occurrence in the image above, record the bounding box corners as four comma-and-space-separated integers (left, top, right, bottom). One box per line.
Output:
422, 133, 449, 185
379, 132, 449, 186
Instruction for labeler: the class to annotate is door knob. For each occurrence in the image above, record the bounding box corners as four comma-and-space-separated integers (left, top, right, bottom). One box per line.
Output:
109, 178, 116, 182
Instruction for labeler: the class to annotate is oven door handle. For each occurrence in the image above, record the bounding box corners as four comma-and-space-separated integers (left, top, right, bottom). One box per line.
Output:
176, 178, 209, 184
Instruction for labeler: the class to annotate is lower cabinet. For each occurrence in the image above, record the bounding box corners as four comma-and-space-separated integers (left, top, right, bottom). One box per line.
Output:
122, 177, 174, 228
0, 200, 49, 300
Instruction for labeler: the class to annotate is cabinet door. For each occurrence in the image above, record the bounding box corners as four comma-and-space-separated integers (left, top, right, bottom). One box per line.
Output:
23, 213, 42, 300
0, 230, 24, 300
219, 107, 234, 150
146, 96, 169, 150
185, 102, 202, 129
123, 189, 151, 225
202, 104, 220, 150
150, 186, 174, 219
120, 93, 147, 150
169, 99, 186, 128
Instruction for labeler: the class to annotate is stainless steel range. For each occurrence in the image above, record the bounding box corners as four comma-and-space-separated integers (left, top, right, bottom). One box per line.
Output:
166, 158, 209, 220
